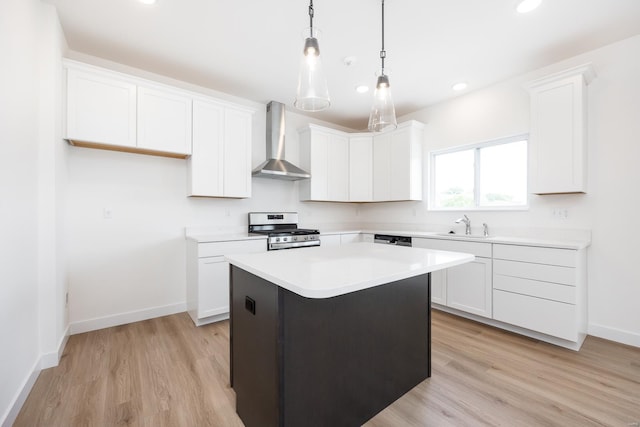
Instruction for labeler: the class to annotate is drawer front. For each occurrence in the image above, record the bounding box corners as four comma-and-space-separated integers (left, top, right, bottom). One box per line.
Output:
493, 275, 575, 304
493, 290, 577, 341
413, 238, 491, 258
493, 259, 575, 286
493, 244, 576, 267
198, 239, 266, 258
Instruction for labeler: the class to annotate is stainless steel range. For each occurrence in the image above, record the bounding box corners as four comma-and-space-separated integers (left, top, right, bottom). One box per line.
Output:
248, 212, 320, 251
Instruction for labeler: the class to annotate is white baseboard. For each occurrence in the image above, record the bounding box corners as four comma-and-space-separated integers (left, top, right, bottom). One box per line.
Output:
40, 325, 70, 369
588, 322, 640, 348
1, 360, 40, 427
69, 302, 187, 335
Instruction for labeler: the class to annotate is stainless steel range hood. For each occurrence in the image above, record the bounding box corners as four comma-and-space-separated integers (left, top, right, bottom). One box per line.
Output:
252, 101, 311, 181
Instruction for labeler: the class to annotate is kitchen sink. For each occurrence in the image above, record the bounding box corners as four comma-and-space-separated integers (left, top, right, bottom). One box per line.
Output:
436, 233, 490, 239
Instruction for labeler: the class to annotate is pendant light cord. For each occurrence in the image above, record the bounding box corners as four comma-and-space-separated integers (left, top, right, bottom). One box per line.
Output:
380, 0, 386, 76
309, 0, 315, 36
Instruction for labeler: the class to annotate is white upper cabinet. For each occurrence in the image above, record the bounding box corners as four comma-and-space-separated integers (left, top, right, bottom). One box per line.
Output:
66, 66, 137, 148
373, 121, 424, 201
299, 125, 350, 202
189, 100, 224, 196
372, 133, 392, 201
526, 64, 595, 194
349, 135, 373, 202
223, 108, 253, 198
300, 121, 424, 203
137, 86, 192, 155
65, 60, 193, 158
188, 98, 254, 198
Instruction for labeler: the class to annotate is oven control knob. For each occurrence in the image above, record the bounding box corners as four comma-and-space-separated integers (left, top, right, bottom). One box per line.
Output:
276, 237, 280, 242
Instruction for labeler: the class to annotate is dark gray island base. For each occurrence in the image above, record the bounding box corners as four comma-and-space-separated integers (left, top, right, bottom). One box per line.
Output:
230, 265, 432, 427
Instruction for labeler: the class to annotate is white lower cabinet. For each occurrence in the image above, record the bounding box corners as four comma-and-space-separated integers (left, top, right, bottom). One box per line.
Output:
320, 234, 342, 247
429, 270, 447, 305
197, 257, 229, 319
492, 244, 586, 345
446, 257, 492, 318
340, 233, 362, 244
320, 233, 363, 247
413, 238, 492, 318
187, 238, 266, 326
361, 233, 374, 243
413, 237, 587, 349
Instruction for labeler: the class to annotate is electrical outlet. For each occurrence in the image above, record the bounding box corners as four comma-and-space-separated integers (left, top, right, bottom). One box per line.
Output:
103, 207, 113, 219
65, 292, 69, 306
552, 208, 569, 220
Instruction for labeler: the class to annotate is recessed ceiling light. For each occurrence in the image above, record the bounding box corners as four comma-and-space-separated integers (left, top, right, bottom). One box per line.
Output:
452, 82, 468, 91
139, 0, 157, 5
355, 85, 369, 94
516, 0, 541, 13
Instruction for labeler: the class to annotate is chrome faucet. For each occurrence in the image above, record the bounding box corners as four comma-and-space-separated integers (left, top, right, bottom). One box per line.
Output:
455, 214, 471, 235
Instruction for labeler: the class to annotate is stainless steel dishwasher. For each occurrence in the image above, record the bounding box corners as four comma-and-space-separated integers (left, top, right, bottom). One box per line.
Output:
373, 234, 412, 247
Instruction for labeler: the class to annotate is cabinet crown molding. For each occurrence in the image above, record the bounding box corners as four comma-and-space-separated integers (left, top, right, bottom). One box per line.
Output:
524, 63, 596, 90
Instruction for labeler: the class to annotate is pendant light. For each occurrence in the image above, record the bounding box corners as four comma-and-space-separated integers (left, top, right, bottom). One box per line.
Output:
368, 0, 397, 132
294, 0, 330, 112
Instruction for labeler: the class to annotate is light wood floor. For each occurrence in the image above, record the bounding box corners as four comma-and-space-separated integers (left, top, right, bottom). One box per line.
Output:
15, 310, 640, 426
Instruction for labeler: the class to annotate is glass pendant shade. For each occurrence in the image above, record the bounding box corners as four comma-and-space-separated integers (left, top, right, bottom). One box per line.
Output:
368, 0, 397, 132
368, 73, 397, 132
294, 28, 330, 112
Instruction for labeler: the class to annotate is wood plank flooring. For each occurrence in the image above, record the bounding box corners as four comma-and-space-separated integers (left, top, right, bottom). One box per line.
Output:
15, 310, 640, 426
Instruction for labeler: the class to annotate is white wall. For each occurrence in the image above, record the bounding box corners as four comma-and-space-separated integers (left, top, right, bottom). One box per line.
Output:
37, 2, 69, 370
0, 1, 67, 425
361, 35, 640, 347
62, 62, 360, 331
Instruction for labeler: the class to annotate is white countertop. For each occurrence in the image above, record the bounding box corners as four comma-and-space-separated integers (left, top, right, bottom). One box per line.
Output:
225, 242, 474, 299
322, 229, 589, 250
186, 227, 589, 250
186, 233, 267, 243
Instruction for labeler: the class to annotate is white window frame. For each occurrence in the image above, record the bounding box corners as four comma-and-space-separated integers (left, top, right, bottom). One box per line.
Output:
428, 134, 529, 211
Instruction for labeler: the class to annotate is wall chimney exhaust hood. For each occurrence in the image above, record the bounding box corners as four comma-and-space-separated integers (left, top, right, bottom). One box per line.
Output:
252, 101, 311, 181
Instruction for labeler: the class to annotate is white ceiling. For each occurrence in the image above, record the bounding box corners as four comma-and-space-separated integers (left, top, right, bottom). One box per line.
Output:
44, 0, 640, 130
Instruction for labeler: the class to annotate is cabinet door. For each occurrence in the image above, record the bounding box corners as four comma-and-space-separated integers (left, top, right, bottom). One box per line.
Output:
309, 130, 330, 200
223, 108, 253, 198
349, 136, 373, 201
362, 233, 374, 243
527, 65, 593, 194
301, 127, 349, 202
430, 270, 447, 306
389, 126, 412, 200
320, 234, 342, 247
340, 233, 362, 244
198, 257, 230, 318
446, 257, 492, 318
189, 100, 224, 196
66, 67, 137, 147
372, 133, 392, 201
137, 86, 192, 155
327, 134, 350, 201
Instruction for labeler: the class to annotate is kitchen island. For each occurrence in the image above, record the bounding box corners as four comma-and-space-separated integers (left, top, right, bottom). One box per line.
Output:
226, 242, 474, 427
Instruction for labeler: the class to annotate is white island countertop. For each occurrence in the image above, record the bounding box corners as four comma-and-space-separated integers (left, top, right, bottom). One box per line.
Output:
225, 242, 474, 299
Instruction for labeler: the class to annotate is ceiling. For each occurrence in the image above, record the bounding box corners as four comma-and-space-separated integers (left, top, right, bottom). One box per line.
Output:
44, 0, 640, 130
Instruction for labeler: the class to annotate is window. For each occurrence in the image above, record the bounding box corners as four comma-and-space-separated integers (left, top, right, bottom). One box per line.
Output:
430, 135, 528, 210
